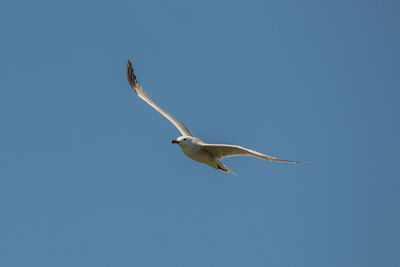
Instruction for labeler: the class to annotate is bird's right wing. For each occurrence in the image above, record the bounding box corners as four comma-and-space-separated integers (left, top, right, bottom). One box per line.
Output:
202, 144, 311, 163
127, 60, 193, 136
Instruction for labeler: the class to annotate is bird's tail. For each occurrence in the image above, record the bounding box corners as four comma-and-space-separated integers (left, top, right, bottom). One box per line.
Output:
216, 161, 237, 175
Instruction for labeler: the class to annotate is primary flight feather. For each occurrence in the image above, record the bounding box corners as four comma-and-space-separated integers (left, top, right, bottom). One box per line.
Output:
126, 60, 311, 174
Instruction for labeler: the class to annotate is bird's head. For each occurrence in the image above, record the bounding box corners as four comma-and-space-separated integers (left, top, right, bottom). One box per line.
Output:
171, 136, 197, 146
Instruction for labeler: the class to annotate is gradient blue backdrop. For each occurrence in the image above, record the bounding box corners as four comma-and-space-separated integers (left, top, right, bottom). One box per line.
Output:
1, 0, 399, 266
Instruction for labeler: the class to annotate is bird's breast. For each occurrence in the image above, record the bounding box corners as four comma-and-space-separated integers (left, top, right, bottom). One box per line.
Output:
179, 145, 212, 164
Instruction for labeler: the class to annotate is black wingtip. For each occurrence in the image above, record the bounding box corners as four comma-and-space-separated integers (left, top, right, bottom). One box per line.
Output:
126, 59, 138, 87
127, 60, 133, 73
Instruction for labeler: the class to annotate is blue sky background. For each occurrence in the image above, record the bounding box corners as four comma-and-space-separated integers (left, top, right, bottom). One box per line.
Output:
1, 0, 399, 266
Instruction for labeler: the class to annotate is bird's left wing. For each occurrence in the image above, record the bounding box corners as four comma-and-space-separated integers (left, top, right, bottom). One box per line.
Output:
202, 144, 311, 163
126, 60, 193, 136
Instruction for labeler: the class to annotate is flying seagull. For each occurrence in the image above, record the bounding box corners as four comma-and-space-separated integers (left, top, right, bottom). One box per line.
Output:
126, 60, 311, 174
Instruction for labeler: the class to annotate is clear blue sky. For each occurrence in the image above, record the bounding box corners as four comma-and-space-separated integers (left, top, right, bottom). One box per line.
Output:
1, 0, 399, 266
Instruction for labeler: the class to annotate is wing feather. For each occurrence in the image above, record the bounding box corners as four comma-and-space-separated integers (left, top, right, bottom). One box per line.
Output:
202, 144, 311, 163
126, 60, 193, 136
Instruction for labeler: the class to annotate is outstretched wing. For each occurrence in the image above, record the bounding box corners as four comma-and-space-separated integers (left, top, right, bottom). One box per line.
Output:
202, 144, 311, 163
126, 60, 193, 136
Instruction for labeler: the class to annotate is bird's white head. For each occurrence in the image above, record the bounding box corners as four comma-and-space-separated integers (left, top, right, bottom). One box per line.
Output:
171, 136, 198, 146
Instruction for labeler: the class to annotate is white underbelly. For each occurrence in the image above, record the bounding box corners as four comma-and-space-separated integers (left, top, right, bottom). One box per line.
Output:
180, 145, 213, 165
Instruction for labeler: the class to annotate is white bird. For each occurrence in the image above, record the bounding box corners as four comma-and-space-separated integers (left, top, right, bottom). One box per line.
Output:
127, 60, 311, 174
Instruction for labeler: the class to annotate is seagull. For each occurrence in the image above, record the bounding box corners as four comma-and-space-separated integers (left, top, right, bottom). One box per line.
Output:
126, 60, 311, 174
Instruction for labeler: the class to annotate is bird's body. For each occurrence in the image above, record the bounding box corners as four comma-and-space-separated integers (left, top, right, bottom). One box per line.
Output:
173, 136, 235, 173
126, 60, 311, 174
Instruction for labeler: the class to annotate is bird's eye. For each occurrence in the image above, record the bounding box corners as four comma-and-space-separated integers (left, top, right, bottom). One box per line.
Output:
184, 138, 187, 141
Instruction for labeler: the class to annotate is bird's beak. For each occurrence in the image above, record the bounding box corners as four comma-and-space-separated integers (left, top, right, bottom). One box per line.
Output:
171, 139, 179, 144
